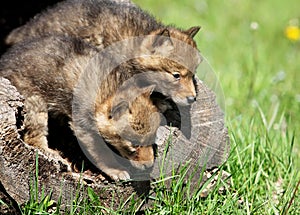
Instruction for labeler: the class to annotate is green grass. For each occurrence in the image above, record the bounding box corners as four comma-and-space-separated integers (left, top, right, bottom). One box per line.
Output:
3, 0, 300, 214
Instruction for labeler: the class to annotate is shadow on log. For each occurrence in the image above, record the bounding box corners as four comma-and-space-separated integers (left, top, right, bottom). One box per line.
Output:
0, 76, 230, 213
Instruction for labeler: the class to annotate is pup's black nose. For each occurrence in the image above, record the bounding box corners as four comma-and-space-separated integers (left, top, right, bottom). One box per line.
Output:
187, 96, 196, 104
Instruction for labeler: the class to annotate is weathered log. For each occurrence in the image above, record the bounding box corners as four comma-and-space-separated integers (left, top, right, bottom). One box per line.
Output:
0, 75, 229, 213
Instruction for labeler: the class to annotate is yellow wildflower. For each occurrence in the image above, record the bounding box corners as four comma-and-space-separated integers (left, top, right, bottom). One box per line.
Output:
285, 25, 300, 41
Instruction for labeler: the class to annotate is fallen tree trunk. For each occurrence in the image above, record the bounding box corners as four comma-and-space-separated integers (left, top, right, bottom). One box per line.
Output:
0, 76, 230, 213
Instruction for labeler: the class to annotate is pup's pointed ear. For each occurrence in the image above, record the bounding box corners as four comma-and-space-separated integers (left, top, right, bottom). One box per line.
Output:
141, 28, 174, 55
109, 100, 129, 120
185, 26, 201, 38
152, 28, 173, 47
151, 28, 174, 55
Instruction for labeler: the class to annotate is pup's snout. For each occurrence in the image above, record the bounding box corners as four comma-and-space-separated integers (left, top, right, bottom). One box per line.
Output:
187, 96, 196, 104
130, 159, 154, 170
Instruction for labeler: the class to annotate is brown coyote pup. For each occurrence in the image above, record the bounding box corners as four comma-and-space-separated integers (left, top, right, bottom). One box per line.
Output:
0, 35, 161, 181
5, 0, 202, 106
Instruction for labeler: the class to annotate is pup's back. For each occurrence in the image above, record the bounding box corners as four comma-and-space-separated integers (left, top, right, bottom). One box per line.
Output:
5, 0, 162, 47
0, 35, 97, 115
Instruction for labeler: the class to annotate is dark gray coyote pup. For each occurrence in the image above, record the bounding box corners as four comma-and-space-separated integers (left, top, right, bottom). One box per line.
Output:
5, 0, 202, 106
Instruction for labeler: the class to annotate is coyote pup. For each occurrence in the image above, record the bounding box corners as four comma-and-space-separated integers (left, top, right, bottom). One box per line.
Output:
95, 84, 160, 175
5, 0, 202, 106
0, 35, 160, 180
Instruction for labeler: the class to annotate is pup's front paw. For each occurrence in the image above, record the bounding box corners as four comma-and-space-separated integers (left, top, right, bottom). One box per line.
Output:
106, 168, 130, 181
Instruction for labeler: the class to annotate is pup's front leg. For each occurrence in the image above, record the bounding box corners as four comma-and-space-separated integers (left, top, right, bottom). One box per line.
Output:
83, 143, 131, 181
23, 95, 71, 169
72, 125, 131, 181
23, 95, 48, 149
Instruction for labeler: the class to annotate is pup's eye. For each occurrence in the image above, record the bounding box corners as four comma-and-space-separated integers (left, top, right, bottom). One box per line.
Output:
173, 73, 181, 80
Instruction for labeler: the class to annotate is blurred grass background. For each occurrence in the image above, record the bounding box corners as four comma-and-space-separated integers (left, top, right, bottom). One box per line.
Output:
133, 0, 300, 214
